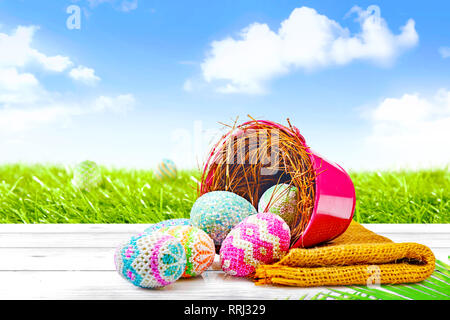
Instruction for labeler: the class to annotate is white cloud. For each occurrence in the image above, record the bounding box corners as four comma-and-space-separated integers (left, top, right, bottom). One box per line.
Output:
200, 5, 418, 94
439, 47, 450, 59
0, 68, 47, 105
92, 94, 135, 114
0, 94, 136, 134
69, 65, 101, 85
0, 22, 124, 135
0, 25, 73, 72
0, 105, 83, 133
365, 89, 450, 169
182, 79, 194, 92
120, 0, 138, 12
31, 50, 73, 72
87, 0, 138, 12
0, 67, 39, 92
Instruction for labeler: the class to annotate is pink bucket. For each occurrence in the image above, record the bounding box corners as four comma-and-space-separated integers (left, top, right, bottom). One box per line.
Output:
291, 150, 356, 248
200, 120, 356, 248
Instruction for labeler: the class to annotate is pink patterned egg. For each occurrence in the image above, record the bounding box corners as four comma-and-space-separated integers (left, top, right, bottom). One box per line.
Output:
219, 212, 290, 277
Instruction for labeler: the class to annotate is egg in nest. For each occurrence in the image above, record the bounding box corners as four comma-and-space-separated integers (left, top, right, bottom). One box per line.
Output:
258, 184, 298, 229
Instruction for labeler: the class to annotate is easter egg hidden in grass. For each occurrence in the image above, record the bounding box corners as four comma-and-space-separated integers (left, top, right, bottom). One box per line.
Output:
220, 212, 290, 277
258, 183, 299, 229
156, 225, 215, 278
114, 233, 186, 288
72, 160, 102, 191
155, 159, 177, 180
190, 191, 257, 247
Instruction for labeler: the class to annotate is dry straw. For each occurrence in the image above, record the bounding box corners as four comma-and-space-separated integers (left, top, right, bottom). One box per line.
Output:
198, 117, 316, 246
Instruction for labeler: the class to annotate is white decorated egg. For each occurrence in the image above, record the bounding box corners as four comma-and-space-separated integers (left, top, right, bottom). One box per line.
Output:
258, 184, 298, 228
72, 160, 102, 191
114, 233, 186, 288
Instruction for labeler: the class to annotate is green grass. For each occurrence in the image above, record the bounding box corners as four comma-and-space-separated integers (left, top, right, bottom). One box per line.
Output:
309, 260, 450, 300
0, 164, 448, 224
351, 169, 449, 223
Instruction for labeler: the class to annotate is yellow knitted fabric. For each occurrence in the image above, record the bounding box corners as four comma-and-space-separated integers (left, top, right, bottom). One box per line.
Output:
254, 221, 436, 287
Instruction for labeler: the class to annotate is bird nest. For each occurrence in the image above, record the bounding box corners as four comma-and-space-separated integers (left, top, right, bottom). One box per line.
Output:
198, 119, 316, 246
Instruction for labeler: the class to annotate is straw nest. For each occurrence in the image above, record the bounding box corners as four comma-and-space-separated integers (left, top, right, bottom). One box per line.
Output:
198, 119, 316, 246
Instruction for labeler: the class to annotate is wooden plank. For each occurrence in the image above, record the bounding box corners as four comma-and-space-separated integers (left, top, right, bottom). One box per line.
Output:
0, 224, 152, 233
0, 247, 447, 271
0, 270, 344, 300
0, 223, 448, 233
363, 224, 450, 234
0, 248, 223, 271
0, 231, 448, 248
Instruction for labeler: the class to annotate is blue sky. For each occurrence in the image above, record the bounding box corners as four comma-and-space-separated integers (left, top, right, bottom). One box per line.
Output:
0, 0, 449, 170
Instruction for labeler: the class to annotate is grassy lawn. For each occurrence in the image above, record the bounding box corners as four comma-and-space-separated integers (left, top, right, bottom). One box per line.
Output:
0, 164, 448, 224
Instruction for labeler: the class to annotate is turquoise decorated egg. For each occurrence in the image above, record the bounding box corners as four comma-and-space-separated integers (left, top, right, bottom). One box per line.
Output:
155, 159, 177, 180
114, 233, 186, 288
143, 218, 191, 235
220, 213, 291, 277
72, 160, 102, 191
258, 184, 298, 229
190, 191, 257, 246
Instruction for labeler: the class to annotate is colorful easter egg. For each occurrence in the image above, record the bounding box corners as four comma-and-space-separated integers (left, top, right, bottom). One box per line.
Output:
220, 212, 290, 277
155, 159, 177, 180
258, 184, 298, 228
114, 233, 186, 288
157, 225, 215, 278
190, 191, 257, 246
143, 218, 191, 235
72, 160, 102, 191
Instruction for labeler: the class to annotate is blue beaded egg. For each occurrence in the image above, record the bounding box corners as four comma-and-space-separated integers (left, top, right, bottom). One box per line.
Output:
190, 191, 257, 246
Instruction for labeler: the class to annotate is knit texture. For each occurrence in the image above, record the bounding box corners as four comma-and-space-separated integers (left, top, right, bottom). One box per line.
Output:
191, 191, 257, 246
114, 233, 186, 288
220, 213, 291, 277
155, 159, 177, 180
143, 218, 191, 235
254, 221, 435, 287
157, 225, 215, 278
258, 184, 299, 229
72, 160, 102, 191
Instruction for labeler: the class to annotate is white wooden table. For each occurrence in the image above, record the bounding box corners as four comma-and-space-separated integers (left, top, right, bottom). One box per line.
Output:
0, 224, 448, 300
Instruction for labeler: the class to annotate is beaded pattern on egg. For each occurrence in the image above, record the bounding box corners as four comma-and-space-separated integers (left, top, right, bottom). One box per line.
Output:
157, 225, 215, 278
143, 218, 191, 235
114, 233, 186, 288
190, 191, 257, 246
220, 213, 290, 277
155, 159, 177, 179
258, 184, 298, 228
72, 160, 102, 191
